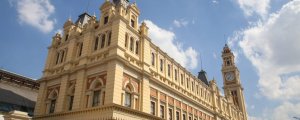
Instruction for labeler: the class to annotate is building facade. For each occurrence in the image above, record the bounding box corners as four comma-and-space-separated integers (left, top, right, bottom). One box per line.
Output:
0, 69, 39, 120
33, 0, 247, 120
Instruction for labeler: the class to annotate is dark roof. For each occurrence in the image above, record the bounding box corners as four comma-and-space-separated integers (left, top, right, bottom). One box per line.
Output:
0, 88, 36, 108
0, 69, 39, 90
75, 12, 92, 27
198, 70, 209, 86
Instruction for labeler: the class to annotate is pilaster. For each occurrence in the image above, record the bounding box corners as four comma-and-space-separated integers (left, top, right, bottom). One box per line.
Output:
72, 70, 86, 109
104, 60, 124, 105
141, 76, 150, 113
55, 75, 69, 112
34, 82, 47, 116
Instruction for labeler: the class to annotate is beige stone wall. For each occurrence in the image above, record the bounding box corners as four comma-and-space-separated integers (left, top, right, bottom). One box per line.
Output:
34, 0, 247, 120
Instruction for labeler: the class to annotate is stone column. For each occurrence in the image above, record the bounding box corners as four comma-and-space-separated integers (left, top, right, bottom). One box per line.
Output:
104, 60, 124, 105
72, 70, 86, 109
141, 76, 150, 113
55, 75, 69, 112
34, 82, 47, 116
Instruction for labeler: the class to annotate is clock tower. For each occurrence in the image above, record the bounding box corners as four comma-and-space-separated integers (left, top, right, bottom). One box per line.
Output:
221, 44, 247, 118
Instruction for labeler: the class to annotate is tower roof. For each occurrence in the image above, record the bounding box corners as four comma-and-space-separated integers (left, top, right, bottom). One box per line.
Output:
198, 70, 209, 86
75, 12, 92, 28
222, 44, 231, 54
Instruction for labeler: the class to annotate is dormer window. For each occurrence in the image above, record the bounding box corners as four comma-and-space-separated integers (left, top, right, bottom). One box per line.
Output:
131, 19, 135, 28
104, 16, 109, 24
65, 34, 69, 41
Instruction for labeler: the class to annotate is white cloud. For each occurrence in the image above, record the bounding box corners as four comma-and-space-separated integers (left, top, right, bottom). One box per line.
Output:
235, 0, 270, 17
231, 0, 300, 101
173, 19, 189, 28
272, 102, 300, 120
10, 0, 56, 33
212, 0, 219, 4
144, 20, 198, 69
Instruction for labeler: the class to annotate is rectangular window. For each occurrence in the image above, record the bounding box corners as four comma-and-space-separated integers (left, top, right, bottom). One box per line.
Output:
131, 19, 135, 27
68, 96, 74, 111
151, 53, 155, 66
125, 34, 128, 48
65, 34, 69, 41
125, 92, 131, 107
55, 52, 60, 65
92, 90, 100, 107
192, 81, 194, 91
130, 38, 134, 51
151, 101, 155, 115
108, 32, 111, 46
49, 99, 56, 113
135, 41, 139, 54
160, 59, 163, 72
174, 69, 177, 81
181, 74, 183, 85
169, 108, 173, 120
94, 37, 99, 51
78, 43, 83, 57
167, 64, 171, 77
104, 16, 109, 24
183, 114, 186, 120
176, 111, 180, 120
160, 105, 165, 118
187, 78, 189, 88
101, 35, 105, 48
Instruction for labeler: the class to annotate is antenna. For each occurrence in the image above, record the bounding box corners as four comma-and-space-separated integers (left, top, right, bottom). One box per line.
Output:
224, 34, 226, 45
85, 0, 91, 13
200, 53, 203, 70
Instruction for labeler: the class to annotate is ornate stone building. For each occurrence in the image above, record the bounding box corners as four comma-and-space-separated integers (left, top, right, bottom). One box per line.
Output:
33, 0, 247, 120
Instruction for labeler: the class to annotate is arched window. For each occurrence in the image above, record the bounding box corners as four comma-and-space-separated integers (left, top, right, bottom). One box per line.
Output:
124, 85, 132, 107
101, 34, 106, 48
130, 37, 134, 51
107, 32, 112, 46
48, 90, 58, 114
131, 16, 136, 28
135, 41, 139, 54
125, 33, 128, 48
151, 53, 155, 66
67, 85, 75, 111
87, 78, 105, 108
160, 59, 163, 72
94, 36, 99, 51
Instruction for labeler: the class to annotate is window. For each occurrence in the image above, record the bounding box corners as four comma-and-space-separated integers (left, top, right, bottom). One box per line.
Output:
101, 35, 106, 48
160, 59, 163, 72
151, 53, 155, 66
68, 96, 74, 111
107, 32, 111, 46
183, 114, 186, 120
150, 101, 155, 115
189, 116, 192, 120
55, 52, 60, 65
65, 34, 69, 41
78, 43, 83, 57
60, 50, 65, 63
130, 37, 134, 51
125, 34, 128, 48
49, 99, 56, 113
160, 105, 165, 118
131, 19, 135, 27
187, 78, 189, 88
169, 108, 173, 120
192, 81, 194, 91
174, 69, 177, 81
135, 41, 139, 54
92, 90, 101, 107
167, 64, 171, 77
94, 37, 99, 50
125, 92, 131, 107
104, 16, 109, 24
181, 74, 184, 85
196, 85, 199, 94
176, 111, 180, 120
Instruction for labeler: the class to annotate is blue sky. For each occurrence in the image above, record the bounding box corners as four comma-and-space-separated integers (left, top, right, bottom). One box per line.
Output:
1, 0, 300, 119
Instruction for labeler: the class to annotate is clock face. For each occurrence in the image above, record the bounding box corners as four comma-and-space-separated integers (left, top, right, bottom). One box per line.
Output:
225, 72, 235, 81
